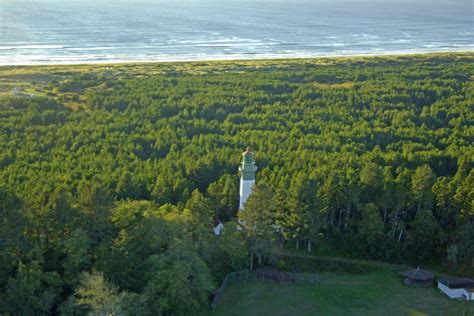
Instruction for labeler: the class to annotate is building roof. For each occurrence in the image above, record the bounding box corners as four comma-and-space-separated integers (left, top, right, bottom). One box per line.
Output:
438, 278, 474, 289
400, 267, 434, 281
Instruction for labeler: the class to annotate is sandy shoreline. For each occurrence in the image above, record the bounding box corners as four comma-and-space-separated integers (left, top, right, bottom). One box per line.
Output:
1, 49, 473, 67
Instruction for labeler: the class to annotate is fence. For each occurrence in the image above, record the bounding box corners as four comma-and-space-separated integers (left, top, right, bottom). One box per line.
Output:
211, 269, 319, 308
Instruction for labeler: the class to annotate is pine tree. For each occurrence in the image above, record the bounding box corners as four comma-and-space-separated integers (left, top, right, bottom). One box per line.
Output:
238, 183, 276, 269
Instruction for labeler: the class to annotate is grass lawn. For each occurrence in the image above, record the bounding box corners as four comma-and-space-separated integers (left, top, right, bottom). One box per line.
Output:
212, 268, 474, 316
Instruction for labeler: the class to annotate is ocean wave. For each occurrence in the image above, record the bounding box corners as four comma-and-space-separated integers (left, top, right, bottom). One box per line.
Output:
194, 42, 275, 47
423, 42, 445, 48
0, 45, 65, 50
350, 34, 379, 39
315, 43, 347, 47
392, 39, 412, 44
65, 47, 118, 51
175, 37, 263, 45
1, 47, 473, 66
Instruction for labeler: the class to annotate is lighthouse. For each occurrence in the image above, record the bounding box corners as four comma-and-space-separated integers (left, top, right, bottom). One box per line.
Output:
239, 147, 257, 210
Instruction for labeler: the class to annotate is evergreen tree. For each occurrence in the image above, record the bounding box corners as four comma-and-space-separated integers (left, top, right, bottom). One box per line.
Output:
411, 165, 435, 214
74, 271, 123, 315
238, 183, 276, 269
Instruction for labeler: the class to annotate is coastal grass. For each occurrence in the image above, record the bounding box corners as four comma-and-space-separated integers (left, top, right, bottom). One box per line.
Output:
1, 51, 472, 101
212, 268, 474, 316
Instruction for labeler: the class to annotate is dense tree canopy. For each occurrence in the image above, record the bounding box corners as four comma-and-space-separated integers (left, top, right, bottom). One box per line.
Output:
0, 53, 473, 314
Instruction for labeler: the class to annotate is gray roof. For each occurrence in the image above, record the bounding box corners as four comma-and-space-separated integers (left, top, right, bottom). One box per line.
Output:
400, 267, 434, 281
438, 278, 474, 289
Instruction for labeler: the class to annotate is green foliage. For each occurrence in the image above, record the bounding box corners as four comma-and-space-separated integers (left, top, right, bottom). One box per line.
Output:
143, 240, 214, 315
456, 222, 474, 265
358, 203, 384, 252
411, 164, 436, 213
0, 189, 25, 286
207, 221, 247, 280
275, 254, 375, 274
0, 53, 473, 313
77, 184, 114, 244
75, 270, 123, 315
207, 174, 239, 221
238, 183, 276, 269
62, 229, 92, 286
1, 261, 63, 315
403, 210, 440, 263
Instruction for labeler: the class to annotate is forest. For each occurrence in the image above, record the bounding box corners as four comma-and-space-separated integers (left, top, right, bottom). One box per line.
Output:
0, 53, 473, 314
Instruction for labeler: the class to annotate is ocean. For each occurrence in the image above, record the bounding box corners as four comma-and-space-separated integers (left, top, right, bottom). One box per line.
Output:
0, 0, 472, 65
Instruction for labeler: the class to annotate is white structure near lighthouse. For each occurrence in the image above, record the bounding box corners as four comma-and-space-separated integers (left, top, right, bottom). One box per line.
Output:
239, 147, 257, 210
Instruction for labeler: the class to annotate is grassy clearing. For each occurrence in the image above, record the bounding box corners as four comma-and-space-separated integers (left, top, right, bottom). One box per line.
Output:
213, 268, 474, 316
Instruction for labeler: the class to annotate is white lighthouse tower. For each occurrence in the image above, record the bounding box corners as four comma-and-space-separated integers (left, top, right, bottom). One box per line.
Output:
239, 147, 257, 210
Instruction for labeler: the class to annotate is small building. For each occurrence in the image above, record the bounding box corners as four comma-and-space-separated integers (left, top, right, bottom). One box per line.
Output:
213, 221, 224, 236
400, 267, 434, 287
438, 278, 474, 300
